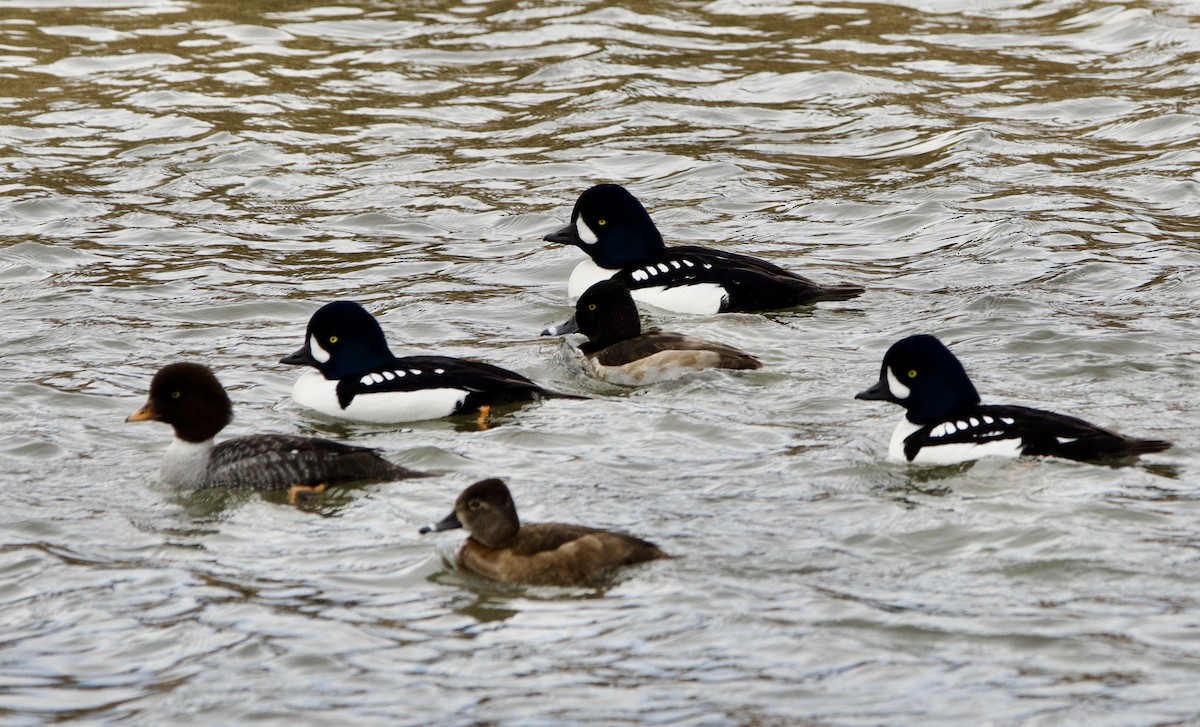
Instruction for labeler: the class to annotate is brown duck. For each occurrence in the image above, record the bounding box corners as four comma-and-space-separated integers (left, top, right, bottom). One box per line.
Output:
420, 478, 669, 587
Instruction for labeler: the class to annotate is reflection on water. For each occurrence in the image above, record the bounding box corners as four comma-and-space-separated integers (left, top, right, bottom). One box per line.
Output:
2, 0, 1199, 723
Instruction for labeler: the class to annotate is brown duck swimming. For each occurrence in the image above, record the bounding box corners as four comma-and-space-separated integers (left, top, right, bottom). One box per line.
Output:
420, 478, 669, 587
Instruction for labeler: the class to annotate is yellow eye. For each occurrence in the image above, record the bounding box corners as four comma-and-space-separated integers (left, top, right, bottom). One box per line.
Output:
597, 219, 606, 226
328, 336, 338, 344
587, 303, 597, 311
908, 369, 918, 379
171, 391, 181, 399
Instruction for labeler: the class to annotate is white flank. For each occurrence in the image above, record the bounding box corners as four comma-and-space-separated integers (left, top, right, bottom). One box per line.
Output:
161, 437, 215, 487
292, 371, 468, 423
888, 417, 1024, 464
631, 284, 727, 315
568, 260, 620, 300
886, 369, 910, 400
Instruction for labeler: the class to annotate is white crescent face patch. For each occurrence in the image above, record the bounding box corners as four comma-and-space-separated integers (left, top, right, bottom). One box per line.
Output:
310, 336, 331, 364
577, 218, 599, 245
886, 368, 910, 400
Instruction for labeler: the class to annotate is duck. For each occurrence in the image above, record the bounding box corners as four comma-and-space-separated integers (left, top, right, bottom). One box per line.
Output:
543, 183, 864, 315
127, 362, 426, 503
280, 301, 582, 425
419, 478, 670, 587
542, 279, 762, 385
855, 334, 1173, 465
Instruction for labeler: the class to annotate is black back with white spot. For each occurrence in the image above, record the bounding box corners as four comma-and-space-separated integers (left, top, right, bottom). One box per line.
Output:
903, 404, 1172, 463
334, 354, 574, 412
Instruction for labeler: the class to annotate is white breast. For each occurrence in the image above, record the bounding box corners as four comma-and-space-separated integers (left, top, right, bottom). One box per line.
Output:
567, 260, 620, 300
888, 417, 1024, 464
292, 371, 468, 423
161, 437, 215, 487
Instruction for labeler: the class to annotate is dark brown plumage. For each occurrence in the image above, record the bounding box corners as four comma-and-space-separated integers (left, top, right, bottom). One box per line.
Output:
420, 478, 669, 587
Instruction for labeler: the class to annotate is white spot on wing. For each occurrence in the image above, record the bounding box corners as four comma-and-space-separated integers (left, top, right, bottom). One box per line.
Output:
382, 371, 395, 380
670, 260, 681, 269
657, 263, 669, 273
370, 373, 384, 384
682, 259, 695, 267
1056, 437, 1077, 444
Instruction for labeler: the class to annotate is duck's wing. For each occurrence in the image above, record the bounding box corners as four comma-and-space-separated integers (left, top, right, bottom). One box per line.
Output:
614, 246, 861, 311
902, 404, 1170, 463
333, 355, 574, 409
592, 330, 761, 370
208, 434, 422, 490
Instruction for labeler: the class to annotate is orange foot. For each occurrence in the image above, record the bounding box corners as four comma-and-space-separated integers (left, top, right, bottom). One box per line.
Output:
476, 404, 492, 430
287, 482, 327, 505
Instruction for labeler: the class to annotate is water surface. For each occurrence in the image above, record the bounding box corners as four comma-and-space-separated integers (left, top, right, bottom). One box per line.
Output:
1, 0, 1198, 724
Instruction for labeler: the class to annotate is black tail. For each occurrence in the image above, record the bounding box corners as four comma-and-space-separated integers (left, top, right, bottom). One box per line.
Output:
539, 388, 589, 401
813, 282, 865, 303
1123, 438, 1172, 457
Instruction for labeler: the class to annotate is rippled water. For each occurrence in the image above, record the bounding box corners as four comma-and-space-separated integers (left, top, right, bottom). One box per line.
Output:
2, 0, 1199, 723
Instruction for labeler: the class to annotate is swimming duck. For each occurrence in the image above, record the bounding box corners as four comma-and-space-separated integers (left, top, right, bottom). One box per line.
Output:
543, 279, 762, 385
127, 362, 425, 503
420, 478, 670, 587
856, 334, 1173, 464
544, 183, 863, 314
281, 301, 582, 425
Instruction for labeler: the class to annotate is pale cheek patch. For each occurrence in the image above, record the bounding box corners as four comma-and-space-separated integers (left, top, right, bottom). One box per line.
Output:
886, 369, 910, 399
310, 337, 331, 364
577, 219, 599, 245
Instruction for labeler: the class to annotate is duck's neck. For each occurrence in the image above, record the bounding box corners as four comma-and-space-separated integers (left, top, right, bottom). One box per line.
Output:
161, 437, 215, 487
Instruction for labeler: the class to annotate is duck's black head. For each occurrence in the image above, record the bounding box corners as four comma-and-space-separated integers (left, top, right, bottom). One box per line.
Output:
551, 279, 642, 350
127, 362, 233, 443
280, 300, 396, 379
855, 334, 980, 424
543, 184, 665, 269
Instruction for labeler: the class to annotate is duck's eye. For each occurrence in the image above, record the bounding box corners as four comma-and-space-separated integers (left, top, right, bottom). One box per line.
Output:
907, 369, 918, 379
467, 500, 482, 511
587, 303, 597, 311
170, 391, 181, 399
597, 218, 606, 226
328, 336, 339, 345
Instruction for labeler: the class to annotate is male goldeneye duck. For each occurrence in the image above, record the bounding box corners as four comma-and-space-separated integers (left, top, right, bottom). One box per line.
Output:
419, 478, 670, 587
855, 334, 1172, 465
543, 183, 864, 315
281, 301, 582, 425
127, 362, 425, 503
542, 279, 762, 385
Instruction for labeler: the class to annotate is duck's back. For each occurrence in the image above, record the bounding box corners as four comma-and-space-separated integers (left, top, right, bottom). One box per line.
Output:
458, 522, 668, 586
207, 434, 413, 491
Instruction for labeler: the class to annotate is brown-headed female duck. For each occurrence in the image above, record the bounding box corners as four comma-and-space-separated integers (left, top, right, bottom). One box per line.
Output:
127, 362, 426, 503
420, 478, 669, 587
